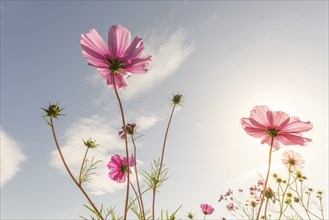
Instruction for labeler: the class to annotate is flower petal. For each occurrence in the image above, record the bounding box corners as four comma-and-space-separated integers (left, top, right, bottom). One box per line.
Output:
250, 105, 270, 127
282, 118, 313, 133
124, 56, 152, 74
108, 25, 131, 59
106, 74, 128, 89
81, 29, 108, 59
122, 36, 145, 61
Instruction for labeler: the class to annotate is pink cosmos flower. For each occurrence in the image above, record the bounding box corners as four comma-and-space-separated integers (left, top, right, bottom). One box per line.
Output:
282, 150, 305, 171
241, 105, 313, 150
107, 154, 136, 183
81, 25, 152, 89
226, 203, 234, 211
200, 203, 214, 215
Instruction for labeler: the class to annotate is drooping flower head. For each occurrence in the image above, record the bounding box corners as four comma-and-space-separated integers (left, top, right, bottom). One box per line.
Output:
241, 105, 313, 150
118, 123, 137, 140
81, 25, 152, 89
200, 203, 214, 215
282, 150, 305, 171
107, 154, 136, 183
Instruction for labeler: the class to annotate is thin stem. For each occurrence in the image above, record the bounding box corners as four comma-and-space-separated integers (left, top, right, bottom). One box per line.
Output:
320, 198, 324, 220
264, 198, 269, 220
50, 117, 104, 220
293, 180, 312, 219
112, 75, 130, 220
152, 104, 177, 220
278, 168, 292, 220
79, 147, 90, 186
129, 180, 143, 219
131, 135, 146, 220
256, 137, 274, 220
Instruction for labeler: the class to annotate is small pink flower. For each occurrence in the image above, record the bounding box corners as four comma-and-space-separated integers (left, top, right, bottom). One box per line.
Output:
200, 203, 214, 215
81, 25, 152, 89
241, 105, 313, 150
226, 203, 234, 211
258, 180, 264, 186
282, 150, 305, 171
224, 189, 233, 197
107, 154, 136, 183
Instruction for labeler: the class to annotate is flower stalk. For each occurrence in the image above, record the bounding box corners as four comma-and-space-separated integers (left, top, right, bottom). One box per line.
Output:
256, 137, 274, 220
112, 74, 130, 220
49, 116, 104, 220
152, 103, 177, 220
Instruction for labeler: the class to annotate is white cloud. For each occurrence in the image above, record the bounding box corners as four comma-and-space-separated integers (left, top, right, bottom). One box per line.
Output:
135, 115, 159, 131
50, 113, 160, 195
121, 28, 194, 100
0, 129, 27, 187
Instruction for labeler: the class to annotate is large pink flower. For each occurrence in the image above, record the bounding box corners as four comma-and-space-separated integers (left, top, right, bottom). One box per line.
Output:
241, 105, 313, 150
282, 150, 305, 171
107, 154, 136, 183
200, 203, 214, 215
81, 25, 152, 89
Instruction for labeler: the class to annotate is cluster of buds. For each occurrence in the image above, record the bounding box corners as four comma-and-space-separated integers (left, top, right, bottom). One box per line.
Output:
295, 171, 307, 182
272, 173, 287, 184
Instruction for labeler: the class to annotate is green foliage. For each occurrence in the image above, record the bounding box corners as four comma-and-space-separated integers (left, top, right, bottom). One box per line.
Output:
142, 159, 169, 191
79, 156, 102, 184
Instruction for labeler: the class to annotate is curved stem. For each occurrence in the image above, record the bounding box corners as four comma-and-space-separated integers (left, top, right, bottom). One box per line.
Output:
152, 104, 177, 220
131, 135, 146, 220
50, 117, 104, 220
79, 147, 90, 186
112, 75, 130, 220
256, 137, 274, 220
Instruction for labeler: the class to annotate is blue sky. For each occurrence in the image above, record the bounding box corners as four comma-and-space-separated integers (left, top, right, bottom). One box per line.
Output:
1, 1, 328, 219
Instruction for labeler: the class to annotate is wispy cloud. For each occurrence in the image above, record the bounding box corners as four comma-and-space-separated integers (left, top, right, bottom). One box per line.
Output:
0, 129, 27, 187
86, 27, 194, 104
49, 112, 161, 195
121, 27, 194, 100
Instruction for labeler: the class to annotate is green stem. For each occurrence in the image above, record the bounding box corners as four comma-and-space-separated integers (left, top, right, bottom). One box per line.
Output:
131, 135, 146, 220
152, 104, 177, 220
256, 137, 274, 220
112, 74, 130, 220
50, 117, 104, 220
79, 147, 90, 186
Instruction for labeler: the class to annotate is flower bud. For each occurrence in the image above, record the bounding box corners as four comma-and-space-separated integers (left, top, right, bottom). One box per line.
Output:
171, 94, 183, 105
42, 102, 64, 119
83, 138, 98, 149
